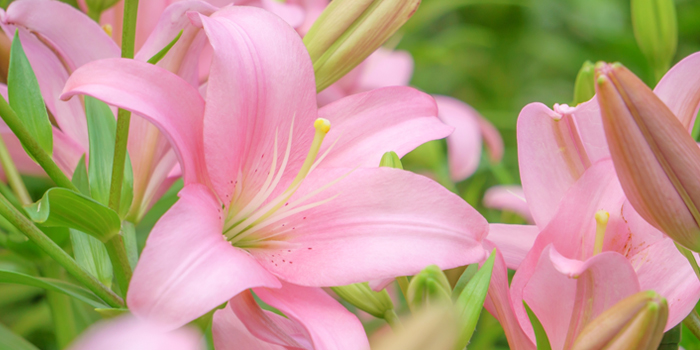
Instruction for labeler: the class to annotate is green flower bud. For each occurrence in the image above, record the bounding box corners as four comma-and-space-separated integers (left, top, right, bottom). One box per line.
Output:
331, 282, 394, 319
85, 0, 120, 21
631, 0, 677, 81
379, 151, 404, 169
572, 60, 595, 105
303, 0, 421, 92
572, 291, 668, 350
406, 265, 452, 311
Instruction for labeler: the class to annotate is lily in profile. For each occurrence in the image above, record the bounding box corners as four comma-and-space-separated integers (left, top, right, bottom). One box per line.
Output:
62, 5, 489, 347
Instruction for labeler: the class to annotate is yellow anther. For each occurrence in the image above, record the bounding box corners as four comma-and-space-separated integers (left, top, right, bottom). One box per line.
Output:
314, 118, 331, 133
102, 24, 113, 38
593, 210, 610, 256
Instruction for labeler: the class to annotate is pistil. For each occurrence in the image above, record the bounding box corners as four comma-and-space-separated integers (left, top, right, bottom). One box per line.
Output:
593, 210, 609, 256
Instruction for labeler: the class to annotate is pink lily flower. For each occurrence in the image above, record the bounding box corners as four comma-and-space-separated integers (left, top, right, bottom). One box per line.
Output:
68, 316, 204, 350
483, 185, 533, 224
61, 5, 488, 344
89, 0, 327, 51
484, 52, 700, 349
318, 47, 504, 182
0, 0, 217, 221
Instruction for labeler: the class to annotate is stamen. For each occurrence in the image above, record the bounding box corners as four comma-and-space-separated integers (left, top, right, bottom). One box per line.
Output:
102, 24, 113, 37
593, 210, 609, 256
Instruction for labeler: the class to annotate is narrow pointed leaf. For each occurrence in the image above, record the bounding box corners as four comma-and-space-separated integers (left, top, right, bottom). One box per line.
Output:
85, 96, 134, 217
25, 188, 121, 242
524, 301, 552, 350
0, 322, 39, 350
147, 30, 183, 65
452, 264, 478, 297
121, 220, 138, 270
454, 249, 496, 349
0, 269, 108, 308
7, 31, 52, 156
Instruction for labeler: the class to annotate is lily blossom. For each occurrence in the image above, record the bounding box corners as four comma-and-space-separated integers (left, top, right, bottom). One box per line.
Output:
318, 48, 504, 182
68, 316, 204, 350
62, 6, 488, 345
483, 185, 533, 224
0, 0, 216, 221
484, 52, 700, 348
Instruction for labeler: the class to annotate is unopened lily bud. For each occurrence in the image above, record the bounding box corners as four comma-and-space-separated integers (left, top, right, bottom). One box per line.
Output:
372, 305, 458, 350
572, 290, 668, 350
379, 151, 404, 169
631, 0, 677, 80
331, 282, 394, 319
406, 265, 452, 311
572, 60, 595, 105
596, 62, 700, 252
303, 0, 421, 92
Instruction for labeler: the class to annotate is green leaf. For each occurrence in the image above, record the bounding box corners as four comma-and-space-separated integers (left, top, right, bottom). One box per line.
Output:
454, 248, 496, 349
72, 155, 90, 196
85, 96, 134, 218
524, 301, 552, 350
25, 188, 121, 242
0, 269, 109, 308
148, 30, 184, 65
94, 307, 129, 318
7, 31, 53, 157
121, 220, 138, 269
0, 322, 39, 350
452, 263, 478, 297
70, 230, 113, 288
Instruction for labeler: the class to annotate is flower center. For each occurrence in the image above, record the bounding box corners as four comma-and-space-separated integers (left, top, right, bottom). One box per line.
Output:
592, 210, 609, 256
221, 118, 340, 248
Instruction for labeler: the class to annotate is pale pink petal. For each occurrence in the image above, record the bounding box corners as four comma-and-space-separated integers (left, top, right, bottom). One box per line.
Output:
127, 184, 281, 330
482, 240, 536, 350
102, 0, 176, 51
523, 246, 639, 350
487, 224, 539, 270
368, 278, 394, 292
259, 0, 305, 28
249, 167, 488, 286
196, 7, 318, 205
654, 51, 700, 132
483, 185, 533, 223
517, 103, 591, 227
566, 99, 608, 163
69, 316, 204, 350
292, 0, 329, 35
61, 58, 208, 186
318, 87, 451, 168
134, 1, 217, 87
477, 115, 504, 163
212, 304, 286, 350
632, 238, 700, 330
316, 85, 349, 107
434, 95, 483, 182
52, 128, 86, 176
356, 48, 414, 92
252, 282, 370, 350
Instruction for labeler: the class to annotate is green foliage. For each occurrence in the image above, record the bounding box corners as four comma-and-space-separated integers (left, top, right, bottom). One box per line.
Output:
454, 249, 496, 349
0, 269, 109, 308
524, 301, 552, 350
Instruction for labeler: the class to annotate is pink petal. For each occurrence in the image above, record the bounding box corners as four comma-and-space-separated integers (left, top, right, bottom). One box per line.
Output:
127, 184, 281, 330
487, 224, 539, 270
318, 87, 451, 168
251, 282, 370, 350
654, 51, 700, 132
101, 0, 177, 51
61, 58, 208, 186
259, 0, 305, 28
517, 103, 591, 227
632, 238, 700, 330
523, 246, 639, 350
292, 0, 330, 35
196, 6, 318, 205
134, 1, 217, 87
434, 95, 482, 182
212, 304, 286, 350
356, 48, 414, 92
482, 240, 536, 350
477, 115, 505, 163
483, 185, 533, 223
565, 99, 608, 163
250, 167, 487, 286
69, 316, 204, 350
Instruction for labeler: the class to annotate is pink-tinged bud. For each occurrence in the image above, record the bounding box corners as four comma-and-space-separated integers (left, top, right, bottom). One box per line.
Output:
303, 0, 421, 92
596, 62, 700, 251
572, 291, 668, 350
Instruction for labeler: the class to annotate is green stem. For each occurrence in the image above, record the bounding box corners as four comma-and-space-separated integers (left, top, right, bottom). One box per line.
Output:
383, 309, 402, 330
683, 309, 700, 340
105, 0, 139, 293
104, 234, 132, 297
0, 134, 31, 205
42, 262, 78, 348
0, 193, 123, 308
0, 96, 77, 192
675, 243, 700, 282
